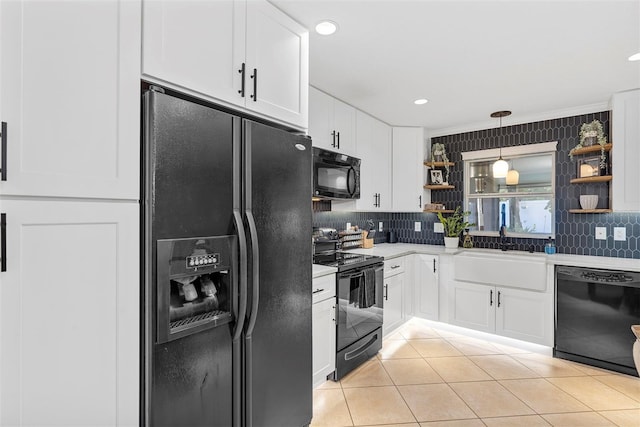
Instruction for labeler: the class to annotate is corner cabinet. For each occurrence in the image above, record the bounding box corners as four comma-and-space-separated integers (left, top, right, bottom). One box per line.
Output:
356, 111, 392, 210
611, 89, 640, 212
568, 144, 613, 213
142, 0, 309, 130
0, 0, 140, 200
392, 127, 425, 212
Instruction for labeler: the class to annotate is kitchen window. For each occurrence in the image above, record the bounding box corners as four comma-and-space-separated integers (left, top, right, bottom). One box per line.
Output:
462, 141, 557, 238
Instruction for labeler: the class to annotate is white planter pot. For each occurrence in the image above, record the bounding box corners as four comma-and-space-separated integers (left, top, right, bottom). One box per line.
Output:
444, 236, 459, 249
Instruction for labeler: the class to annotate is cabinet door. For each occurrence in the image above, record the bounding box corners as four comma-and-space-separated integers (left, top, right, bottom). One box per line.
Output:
373, 119, 393, 210
332, 98, 357, 155
245, 0, 308, 128
309, 87, 334, 150
0, 0, 140, 199
142, 0, 245, 107
383, 273, 404, 336
0, 199, 139, 426
312, 297, 336, 388
449, 281, 495, 333
355, 111, 377, 210
612, 89, 640, 212
392, 127, 425, 212
415, 254, 439, 321
495, 287, 553, 346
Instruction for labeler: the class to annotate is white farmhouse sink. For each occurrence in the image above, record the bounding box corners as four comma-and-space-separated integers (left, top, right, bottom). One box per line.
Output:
453, 249, 547, 291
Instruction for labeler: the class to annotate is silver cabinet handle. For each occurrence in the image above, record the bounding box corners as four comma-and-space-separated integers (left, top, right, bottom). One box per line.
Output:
312, 288, 324, 294
391, 265, 401, 269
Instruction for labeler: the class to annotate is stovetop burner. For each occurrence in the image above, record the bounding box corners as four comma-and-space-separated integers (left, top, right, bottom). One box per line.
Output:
313, 251, 383, 271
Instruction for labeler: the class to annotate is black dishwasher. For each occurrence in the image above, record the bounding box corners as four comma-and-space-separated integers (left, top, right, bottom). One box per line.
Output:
555, 266, 640, 376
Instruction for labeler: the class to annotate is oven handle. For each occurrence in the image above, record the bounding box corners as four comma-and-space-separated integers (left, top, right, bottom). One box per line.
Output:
344, 332, 379, 361
339, 271, 364, 280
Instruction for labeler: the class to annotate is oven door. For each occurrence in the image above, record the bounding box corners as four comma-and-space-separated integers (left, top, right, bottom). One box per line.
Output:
336, 263, 384, 351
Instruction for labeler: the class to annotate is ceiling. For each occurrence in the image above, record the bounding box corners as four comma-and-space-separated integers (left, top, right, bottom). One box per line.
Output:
272, 0, 640, 134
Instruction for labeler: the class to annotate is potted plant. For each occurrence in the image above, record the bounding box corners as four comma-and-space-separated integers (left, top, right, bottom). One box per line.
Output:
436, 207, 475, 249
431, 142, 450, 183
569, 120, 608, 169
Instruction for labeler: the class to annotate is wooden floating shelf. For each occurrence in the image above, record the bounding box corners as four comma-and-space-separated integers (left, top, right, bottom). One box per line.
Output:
424, 184, 455, 190
570, 175, 612, 184
569, 209, 613, 214
424, 209, 454, 213
424, 161, 455, 167
569, 143, 612, 156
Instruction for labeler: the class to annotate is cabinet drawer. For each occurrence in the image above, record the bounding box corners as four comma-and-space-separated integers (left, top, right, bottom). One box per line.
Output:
312, 274, 336, 304
384, 257, 405, 277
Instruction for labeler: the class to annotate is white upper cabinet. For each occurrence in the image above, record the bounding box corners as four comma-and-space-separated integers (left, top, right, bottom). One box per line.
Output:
392, 127, 425, 212
356, 111, 391, 210
0, 0, 140, 200
245, 1, 308, 127
142, 0, 308, 129
611, 89, 640, 212
308, 87, 356, 155
142, 1, 244, 106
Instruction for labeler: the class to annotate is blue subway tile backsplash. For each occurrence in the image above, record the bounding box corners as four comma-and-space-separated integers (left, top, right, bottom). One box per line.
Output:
313, 110, 640, 259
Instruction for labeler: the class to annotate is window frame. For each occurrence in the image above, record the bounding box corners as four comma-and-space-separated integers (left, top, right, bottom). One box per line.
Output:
462, 141, 557, 239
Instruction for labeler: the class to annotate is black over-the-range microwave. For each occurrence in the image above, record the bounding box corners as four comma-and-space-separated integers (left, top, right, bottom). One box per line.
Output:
312, 147, 361, 199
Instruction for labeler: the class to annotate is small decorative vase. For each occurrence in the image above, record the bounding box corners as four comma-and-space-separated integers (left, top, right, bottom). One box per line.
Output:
583, 135, 597, 147
632, 325, 640, 375
444, 236, 459, 249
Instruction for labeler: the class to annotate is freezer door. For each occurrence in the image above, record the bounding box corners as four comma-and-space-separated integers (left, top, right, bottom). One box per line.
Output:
143, 89, 238, 427
243, 120, 312, 427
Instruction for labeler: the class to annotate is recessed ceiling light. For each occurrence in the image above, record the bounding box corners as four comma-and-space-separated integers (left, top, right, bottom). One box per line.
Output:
315, 21, 338, 36
629, 52, 640, 61
414, 98, 428, 105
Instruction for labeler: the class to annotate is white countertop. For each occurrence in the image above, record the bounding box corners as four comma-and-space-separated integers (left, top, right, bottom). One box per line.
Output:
344, 243, 640, 272
312, 263, 337, 279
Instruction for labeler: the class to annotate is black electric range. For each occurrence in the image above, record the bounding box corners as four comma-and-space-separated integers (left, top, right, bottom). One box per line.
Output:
313, 251, 384, 272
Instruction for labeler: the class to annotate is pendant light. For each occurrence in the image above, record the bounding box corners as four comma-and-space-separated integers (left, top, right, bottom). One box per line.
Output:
506, 169, 520, 185
491, 110, 511, 178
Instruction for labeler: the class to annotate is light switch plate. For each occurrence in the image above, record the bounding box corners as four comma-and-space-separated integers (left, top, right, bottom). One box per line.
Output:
414, 222, 422, 232
614, 227, 626, 241
595, 227, 606, 240
379, 222, 383, 232
434, 222, 444, 233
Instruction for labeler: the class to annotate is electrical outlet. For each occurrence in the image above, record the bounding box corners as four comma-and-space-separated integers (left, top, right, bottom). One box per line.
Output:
614, 227, 626, 241
595, 227, 606, 240
434, 222, 444, 233
378, 221, 383, 232
414, 222, 421, 232
346, 222, 351, 230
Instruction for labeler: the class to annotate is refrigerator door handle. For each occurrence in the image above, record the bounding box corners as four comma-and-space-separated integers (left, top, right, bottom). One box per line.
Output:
232, 210, 248, 340
245, 210, 260, 337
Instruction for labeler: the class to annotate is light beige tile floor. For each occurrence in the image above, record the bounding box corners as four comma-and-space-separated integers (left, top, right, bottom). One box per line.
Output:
311, 318, 640, 427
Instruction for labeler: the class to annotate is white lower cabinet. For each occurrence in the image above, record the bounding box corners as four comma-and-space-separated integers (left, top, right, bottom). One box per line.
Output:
383, 258, 406, 336
0, 199, 139, 426
414, 254, 439, 321
449, 280, 553, 346
312, 274, 336, 388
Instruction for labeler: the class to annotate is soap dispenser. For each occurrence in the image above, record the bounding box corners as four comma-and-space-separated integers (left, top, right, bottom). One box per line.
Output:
544, 236, 556, 254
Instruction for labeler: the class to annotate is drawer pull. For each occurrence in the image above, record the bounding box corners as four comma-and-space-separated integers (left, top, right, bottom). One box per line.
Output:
391, 265, 401, 269
312, 288, 325, 294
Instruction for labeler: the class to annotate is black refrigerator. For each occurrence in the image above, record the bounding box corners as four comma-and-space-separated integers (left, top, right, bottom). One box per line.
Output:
141, 86, 312, 427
